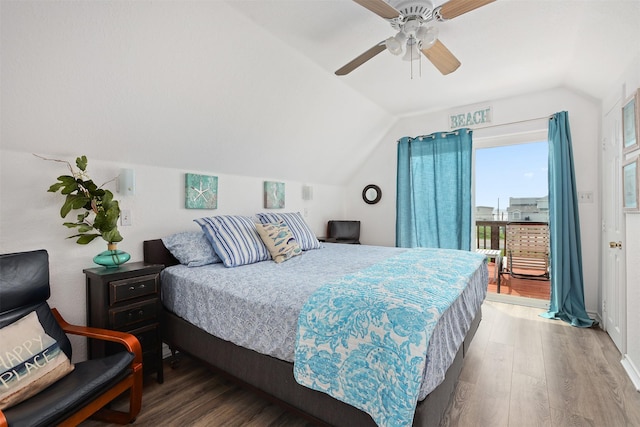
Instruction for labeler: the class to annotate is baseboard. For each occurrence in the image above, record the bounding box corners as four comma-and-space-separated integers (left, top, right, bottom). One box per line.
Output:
485, 292, 549, 309
485, 294, 605, 327
587, 311, 603, 329
621, 355, 640, 392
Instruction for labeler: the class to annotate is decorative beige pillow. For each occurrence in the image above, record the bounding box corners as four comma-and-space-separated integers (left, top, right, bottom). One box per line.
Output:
255, 212, 321, 250
255, 222, 302, 263
0, 311, 75, 410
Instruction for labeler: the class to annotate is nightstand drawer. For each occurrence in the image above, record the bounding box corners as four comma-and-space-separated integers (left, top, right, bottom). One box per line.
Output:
110, 300, 158, 328
109, 274, 159, 305
129, 323, 159, 351
105, 323, 159, 355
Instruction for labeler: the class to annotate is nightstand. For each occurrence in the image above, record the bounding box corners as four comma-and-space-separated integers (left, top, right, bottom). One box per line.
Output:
84, 262, 164, 383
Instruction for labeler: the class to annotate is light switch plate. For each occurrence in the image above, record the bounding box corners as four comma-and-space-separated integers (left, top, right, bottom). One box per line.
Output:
121, 209, 132, 226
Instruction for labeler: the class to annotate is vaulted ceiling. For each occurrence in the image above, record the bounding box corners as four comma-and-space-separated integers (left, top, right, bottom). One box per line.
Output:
2, 1, 639, 186
228, 0, 640, 115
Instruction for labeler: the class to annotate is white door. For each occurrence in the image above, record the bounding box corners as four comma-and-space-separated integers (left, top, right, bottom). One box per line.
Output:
601, 101, 626, 353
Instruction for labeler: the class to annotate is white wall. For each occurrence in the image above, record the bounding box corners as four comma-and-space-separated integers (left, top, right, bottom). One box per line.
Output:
0, 0, 392, 186
0, 149, 345, 361
344, 87, 602, 315
626, 211, 640, 390
624, 56, 640, 391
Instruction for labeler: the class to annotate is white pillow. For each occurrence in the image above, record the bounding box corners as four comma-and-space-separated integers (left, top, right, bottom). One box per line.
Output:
0, 311, 75, 410
256, 212, 321, 251
194, 215, 270, 267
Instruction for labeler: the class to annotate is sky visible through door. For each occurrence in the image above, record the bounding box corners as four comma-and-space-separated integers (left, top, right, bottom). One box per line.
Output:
475, 141, 549, 220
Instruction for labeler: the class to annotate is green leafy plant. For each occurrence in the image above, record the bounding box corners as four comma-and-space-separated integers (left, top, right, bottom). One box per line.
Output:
37, 154, 123, 245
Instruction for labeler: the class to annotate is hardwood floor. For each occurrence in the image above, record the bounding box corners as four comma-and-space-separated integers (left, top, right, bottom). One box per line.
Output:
81, 356, 315, 427
81, 301, 640, 427
444, 301, 640, 427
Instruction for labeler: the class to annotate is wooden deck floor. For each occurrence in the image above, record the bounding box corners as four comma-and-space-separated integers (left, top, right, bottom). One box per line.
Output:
486, 262, 550, 300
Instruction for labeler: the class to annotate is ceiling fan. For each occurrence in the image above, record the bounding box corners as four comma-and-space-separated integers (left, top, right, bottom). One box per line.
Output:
336, 0, 495, 76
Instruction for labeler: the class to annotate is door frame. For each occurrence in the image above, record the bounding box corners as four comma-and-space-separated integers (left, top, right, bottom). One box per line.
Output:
472, 124, 549, 306
600, 99, 627, 353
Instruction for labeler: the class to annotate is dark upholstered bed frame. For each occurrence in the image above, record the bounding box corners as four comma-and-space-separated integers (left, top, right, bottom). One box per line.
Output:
143, 239, 482, 427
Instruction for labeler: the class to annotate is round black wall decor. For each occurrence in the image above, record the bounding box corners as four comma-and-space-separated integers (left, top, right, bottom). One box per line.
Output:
362, 184, 382, 204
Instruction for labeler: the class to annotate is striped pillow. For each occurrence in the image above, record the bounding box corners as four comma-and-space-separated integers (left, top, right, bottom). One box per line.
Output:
194, 215, 270, 267
256, 212, 321, 251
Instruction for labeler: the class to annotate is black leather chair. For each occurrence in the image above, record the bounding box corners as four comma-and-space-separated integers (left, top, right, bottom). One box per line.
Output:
0, 250, 143, 427
324, 220, 361, 244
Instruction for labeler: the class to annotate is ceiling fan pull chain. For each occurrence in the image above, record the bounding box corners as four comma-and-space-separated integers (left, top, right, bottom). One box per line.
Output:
411, 35, 416, 79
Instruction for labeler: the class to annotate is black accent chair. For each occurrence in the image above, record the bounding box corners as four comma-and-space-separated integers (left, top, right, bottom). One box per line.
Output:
0, 250, 143, 427
324, 220, 361, 244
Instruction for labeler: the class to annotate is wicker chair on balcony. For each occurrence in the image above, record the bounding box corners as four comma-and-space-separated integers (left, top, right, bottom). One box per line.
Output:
505, 221, 550, 280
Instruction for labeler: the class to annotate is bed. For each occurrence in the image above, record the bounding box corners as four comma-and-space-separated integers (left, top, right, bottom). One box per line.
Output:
143, 237, 487, 427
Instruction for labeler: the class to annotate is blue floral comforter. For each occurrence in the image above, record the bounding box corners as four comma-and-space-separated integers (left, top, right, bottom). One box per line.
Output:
293, 248, 487, 427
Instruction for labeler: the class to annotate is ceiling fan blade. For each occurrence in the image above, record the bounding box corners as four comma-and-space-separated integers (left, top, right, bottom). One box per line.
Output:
335, 42, 387, 76
436, 0, 495, 20
352, 0, 400, 19
421, 39, 461, 75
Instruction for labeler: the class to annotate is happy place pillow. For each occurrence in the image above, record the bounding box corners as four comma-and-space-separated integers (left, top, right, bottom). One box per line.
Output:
255, 222, 302, 263
162, 231, 221, 267
256, 212, 321, 251
0, 311, 75, 410
195, 215, 270, 267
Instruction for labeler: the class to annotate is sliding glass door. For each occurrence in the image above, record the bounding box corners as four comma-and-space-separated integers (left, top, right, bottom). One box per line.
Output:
473, 140, 550, 302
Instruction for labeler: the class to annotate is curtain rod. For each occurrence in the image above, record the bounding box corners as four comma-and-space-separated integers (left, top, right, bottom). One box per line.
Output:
472, 115, 552, 131
401, 115, 554, 143
410, 128, 471, 141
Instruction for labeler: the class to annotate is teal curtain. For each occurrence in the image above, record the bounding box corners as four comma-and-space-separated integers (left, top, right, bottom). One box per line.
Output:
541, 111, 594, 327
396, 129, 472, 250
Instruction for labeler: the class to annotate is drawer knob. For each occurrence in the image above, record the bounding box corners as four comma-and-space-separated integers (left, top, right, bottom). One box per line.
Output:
128, 310, 144, 319
129, 286, 135, 291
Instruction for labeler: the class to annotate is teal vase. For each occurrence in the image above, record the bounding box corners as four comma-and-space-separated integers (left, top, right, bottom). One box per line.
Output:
93, 244, 131, 267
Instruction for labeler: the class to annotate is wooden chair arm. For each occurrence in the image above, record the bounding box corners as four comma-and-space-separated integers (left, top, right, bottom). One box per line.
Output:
51, 308, 143, 365
0, 310, 143, 426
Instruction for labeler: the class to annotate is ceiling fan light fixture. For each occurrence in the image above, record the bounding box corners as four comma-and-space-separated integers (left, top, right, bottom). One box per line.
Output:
416, 25, 439, 49
402, 37, 421, 62
385, 33, 405, 56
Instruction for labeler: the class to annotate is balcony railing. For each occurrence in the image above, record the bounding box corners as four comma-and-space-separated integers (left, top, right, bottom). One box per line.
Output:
476, 220, 550, 253
476, 220, 507, 252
